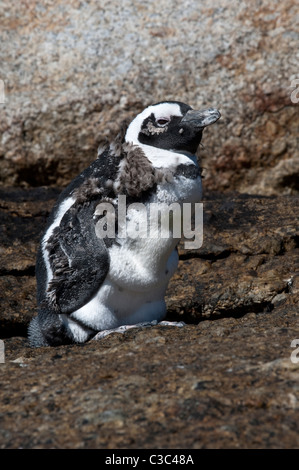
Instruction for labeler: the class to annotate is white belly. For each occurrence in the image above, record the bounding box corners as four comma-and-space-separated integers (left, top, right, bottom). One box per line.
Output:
68, 243, 178, 334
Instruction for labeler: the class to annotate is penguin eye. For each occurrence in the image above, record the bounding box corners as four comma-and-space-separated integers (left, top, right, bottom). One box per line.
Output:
156, 118, 169, 127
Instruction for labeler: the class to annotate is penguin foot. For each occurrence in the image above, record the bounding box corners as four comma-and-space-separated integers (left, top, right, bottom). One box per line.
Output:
159, 321, 186, 327
91, 320, 185, 341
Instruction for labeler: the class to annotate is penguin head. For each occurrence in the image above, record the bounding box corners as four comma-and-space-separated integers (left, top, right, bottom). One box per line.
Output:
125, 101, 221, 155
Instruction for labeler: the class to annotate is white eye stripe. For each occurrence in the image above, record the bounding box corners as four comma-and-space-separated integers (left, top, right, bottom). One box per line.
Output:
125, 103, 182, 144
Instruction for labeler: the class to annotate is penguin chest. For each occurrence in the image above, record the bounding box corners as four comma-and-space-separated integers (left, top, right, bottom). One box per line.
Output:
155, 174, 202, 206
107, 173, 202, 290
108, 235, 179, 292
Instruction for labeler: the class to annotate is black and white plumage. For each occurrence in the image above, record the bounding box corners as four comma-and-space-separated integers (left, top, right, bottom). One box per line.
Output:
28, 101, 220, 347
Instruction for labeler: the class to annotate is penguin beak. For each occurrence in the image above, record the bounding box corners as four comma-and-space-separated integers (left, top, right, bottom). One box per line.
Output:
181, 107, 221, 129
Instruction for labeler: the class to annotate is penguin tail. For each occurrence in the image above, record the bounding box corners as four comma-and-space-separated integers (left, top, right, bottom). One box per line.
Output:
28, 316, 50, 348
28, 309, 74, 348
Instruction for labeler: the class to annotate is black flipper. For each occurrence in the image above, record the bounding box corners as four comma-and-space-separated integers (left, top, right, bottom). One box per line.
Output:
46, 199, 110, 315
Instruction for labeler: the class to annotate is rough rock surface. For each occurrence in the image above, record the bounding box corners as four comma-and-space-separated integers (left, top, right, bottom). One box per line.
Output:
1, 0, 299, 195
0, 189, 298, 448
169, 194, 299, 321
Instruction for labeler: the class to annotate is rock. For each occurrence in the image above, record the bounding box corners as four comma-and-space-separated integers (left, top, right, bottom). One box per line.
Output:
1, 305, 299, 449
0, 189, 298, 448
0, 0, 298, 195
167, 194, 299, 321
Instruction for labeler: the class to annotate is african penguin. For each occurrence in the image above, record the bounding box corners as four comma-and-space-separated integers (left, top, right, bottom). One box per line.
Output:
28, 101, 220, 347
